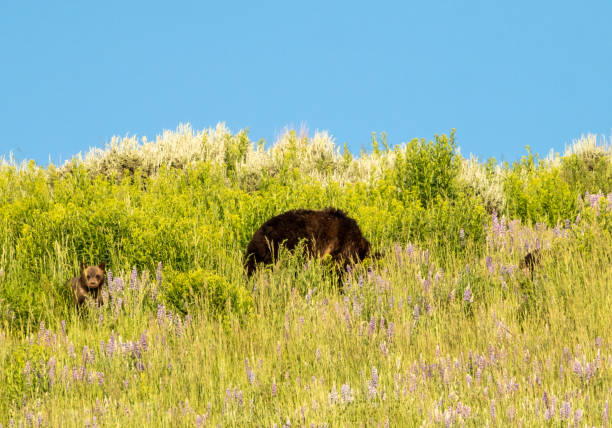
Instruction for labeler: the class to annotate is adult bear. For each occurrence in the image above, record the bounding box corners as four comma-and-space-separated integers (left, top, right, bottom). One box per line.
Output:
244, 208, 372, 277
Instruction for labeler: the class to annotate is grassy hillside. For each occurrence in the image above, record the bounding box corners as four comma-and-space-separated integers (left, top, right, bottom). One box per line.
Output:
0, 125, 611, 426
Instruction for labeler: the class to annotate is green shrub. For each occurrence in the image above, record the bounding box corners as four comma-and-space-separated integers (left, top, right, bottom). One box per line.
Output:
162, 268, 253, 319
560, 152, 612, 195
504, 148, 577, 225
393, 129, 460, 206
1, 342, 51, 411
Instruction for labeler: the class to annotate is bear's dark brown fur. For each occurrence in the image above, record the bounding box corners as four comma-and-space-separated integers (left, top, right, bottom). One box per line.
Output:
519, 250, 542, 279
70, 263, 106, 306
244, 208, 372, 277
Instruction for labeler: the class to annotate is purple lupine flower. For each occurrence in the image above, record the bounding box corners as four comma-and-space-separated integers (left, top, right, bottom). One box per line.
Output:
60, 320, 66, 337
595, 336, 602, 347
130, 267, 137, 290
604, 401, 609, 425
271, 382, 277, 397
463, 286, 473, 303
387, 322, 394, 340
574, 409, 583, 425
108, 331, 116, 356
245, 358, 255, 385
156, 262, 162, 287
459, 228, 465, 239
371, 366, 379, 389
413, 304, 420, 321
486, 256, 494, 274
341, 383, 353, 403
329, 385, 338, 404
561, 401, 571, 420
107, 270, 114, 293
575, 213, 580, 224
157, 304, 166, 325
379, 341, 388, 356
140, 332, 148, 352
196, 415, 203, 427
490, 400, 495, 421
175, 318, 183, 338
97, 372, 104, 385
367, 316, 376, 335
507, 406, 515, 422
395, 243, 402, 266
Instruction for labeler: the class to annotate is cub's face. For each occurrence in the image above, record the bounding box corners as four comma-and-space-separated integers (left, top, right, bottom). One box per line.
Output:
81, 263, 106, 289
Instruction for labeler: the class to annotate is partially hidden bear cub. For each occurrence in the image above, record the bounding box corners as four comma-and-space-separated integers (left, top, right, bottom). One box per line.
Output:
70, 262, 106, 306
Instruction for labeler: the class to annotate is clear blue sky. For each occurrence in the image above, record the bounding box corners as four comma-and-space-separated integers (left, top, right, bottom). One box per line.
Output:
1, 1, 610, 165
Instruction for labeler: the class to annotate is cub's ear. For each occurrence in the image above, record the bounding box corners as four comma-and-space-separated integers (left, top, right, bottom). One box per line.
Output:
80, 262, 87, 272
98, 262, 106, 271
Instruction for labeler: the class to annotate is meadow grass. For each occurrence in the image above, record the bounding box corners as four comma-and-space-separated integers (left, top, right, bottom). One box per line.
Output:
1, 126, 611, 427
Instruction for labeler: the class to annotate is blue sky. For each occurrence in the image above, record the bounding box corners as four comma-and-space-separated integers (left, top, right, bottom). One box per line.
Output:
1, 1, 610, 165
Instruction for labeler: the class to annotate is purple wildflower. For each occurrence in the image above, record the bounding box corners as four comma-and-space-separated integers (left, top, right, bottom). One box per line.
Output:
604, 401, 609, 425
156, 262, 162, 287
490, 400, 495, 421
387, 322, 394, 340
459, 228, 465, 239
157, 304, 166, 325
463, 286, 473, 303
130, 267, 137, 290
486, 256, 494, 274
140, 331, 148, 352
395, 243, 402, 266
108, 331, 116, 356
370, 366, 378, 390
574, 409, 583, 425
245, 358, 255, 385
561, 401, 571, 420
271, 382, 277, 397
413, 304, 420, 321
341, 383, 353, 403
329, 385, 338, 404
367, 316, 376, 335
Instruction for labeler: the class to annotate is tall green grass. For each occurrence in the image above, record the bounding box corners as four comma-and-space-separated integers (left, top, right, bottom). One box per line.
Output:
0, 126, 611, 426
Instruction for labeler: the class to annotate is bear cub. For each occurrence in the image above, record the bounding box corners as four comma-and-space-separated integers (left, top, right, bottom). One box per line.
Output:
70, 262, 106, 306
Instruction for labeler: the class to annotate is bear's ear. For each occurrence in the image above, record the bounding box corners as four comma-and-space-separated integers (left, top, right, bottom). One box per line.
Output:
80, 262, 87, 272
98, 262, 106, 271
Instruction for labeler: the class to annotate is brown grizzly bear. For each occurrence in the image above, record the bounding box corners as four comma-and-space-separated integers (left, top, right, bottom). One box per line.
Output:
70, 262, 106, 306
244, 208, 372, 277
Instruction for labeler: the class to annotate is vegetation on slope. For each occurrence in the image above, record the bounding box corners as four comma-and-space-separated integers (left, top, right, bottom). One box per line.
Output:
0, 125, 611, 426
